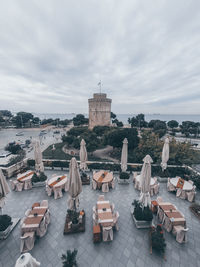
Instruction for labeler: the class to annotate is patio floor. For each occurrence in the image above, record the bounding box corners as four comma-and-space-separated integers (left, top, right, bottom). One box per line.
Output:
1, 170, 200, 267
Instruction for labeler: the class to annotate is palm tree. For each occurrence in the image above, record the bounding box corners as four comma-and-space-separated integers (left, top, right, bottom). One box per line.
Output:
61, 249, 78, 267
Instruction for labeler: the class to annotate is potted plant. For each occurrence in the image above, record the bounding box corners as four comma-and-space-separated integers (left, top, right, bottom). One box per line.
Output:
131, 200, 153, 228
80, 170, 90, 185
119, 172, 130, 184
150, 224, 166, 259
0, 215, 13, 239
61, 249, 78, 267
32, 172, 47, 187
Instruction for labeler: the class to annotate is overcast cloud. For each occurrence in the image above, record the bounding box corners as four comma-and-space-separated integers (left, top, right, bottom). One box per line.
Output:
0, 0, 200, 114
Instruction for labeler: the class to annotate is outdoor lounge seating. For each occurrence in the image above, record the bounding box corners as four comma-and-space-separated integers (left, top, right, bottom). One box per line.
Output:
24, 180, 32, 190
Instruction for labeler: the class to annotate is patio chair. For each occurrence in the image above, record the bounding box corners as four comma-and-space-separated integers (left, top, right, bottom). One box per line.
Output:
40, 200, 48, 208
24, 180, 32, 190
113, 211, 119, 231
156, 196, 163, 204
186, 191, 195, 202
92, 180, 97, 190
46, 185, 52, 197
150, 186, 154, 197
10, 179, 18, 191
176, 188, 186, 199
163, 214, 172, 232
25, 209, 31, 217
93, 205, 97, 213
153, 183, 160, 195
167, 178, 176, 192
93, 213, 98, 225
98, 195, 105, 201
111, 177, 115, 189
16, 182, 24, 192
45, 209, 50, 225
157, 206, 164, 223
36, 217, 47, 237
102, 226, 113, 242
53, 186, 63, 199
102, 183, 109, 193
111, 203, 115, 213
20, 232, 35, 253
172, 226, 188, 243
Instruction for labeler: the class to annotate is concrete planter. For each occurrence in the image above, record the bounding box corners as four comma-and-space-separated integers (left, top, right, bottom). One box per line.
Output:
0, 224, 12, 240
32, 181, 46, 187
131, 213, 152, 229
118, 178, 130, 184
157, 177, 168, 183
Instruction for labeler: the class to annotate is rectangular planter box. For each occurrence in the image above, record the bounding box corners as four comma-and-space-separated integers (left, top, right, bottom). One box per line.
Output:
118, 178, 130, 184
0, 224, 12, 240
132, 213, 152, 229
32, 181, 46, 188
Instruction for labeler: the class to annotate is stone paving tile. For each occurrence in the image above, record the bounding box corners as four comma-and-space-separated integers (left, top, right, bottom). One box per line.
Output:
0, 170, 200, 267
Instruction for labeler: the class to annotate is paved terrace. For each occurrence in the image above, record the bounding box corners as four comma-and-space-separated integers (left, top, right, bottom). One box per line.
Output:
1, 170, 200, 267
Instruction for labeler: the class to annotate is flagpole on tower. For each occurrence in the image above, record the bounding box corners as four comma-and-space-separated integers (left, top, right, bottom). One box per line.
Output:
98, 80, 102, 94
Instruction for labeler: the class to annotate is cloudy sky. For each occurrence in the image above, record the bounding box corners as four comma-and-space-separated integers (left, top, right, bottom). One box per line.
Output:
0, 0, 200, 115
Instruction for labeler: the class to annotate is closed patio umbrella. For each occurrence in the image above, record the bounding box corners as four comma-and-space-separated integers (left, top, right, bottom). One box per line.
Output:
34, 140, 44, 173
68, 157, 82, 211
161, 137, 169, 171
79, 139, 88, 170
121, 138, 128, 172
0, 168, 10, 214
139, 155, 153, 207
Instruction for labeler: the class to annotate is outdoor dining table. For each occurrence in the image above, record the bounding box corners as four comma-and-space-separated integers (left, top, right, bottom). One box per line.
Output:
93, 171, 113, 189
17, 170, 34, 182
170, 177, 193, 191
21, 207, 47, 234
158, 202, 186, 227
47, 174, 68, 189
96, 200, 114, 227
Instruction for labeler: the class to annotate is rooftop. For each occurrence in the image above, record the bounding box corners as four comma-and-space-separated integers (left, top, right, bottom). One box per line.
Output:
1, 170, 200, 267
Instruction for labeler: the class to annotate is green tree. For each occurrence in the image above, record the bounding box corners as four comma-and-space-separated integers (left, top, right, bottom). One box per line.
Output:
93, 126, 110, 136
128, 114, 147, 128
167, 120, 179, 129
73, 114, 88, 126
12, 112, 34, 127
104, 128, 139, 149
0, 110, 12, 117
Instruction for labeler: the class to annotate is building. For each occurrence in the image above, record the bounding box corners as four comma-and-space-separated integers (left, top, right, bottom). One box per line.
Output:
88, 93, 112, 129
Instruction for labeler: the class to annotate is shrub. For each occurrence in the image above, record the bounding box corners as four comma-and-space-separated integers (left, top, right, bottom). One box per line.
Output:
151, 225, 166, 253
31, 172, 47, 183
132, 200, 153, 221
119, 172, 130, 180
61, 249, 78, 267
0, 215, 12, 231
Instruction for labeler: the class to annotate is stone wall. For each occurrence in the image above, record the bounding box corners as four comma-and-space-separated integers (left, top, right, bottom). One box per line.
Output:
1, 158, 28, 178
88, 93, 111, 129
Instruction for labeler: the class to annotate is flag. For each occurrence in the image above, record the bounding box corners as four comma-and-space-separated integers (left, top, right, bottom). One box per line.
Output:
98, 81, 101, 86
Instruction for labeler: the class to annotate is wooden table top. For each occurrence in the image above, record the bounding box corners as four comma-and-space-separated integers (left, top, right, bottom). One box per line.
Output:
29, 208, 47, 216
93, 171, 113, 184
97, 203, 111, 210
165, 211, 184, 219
159, 204, 176, 211
24, 216, 43, 225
